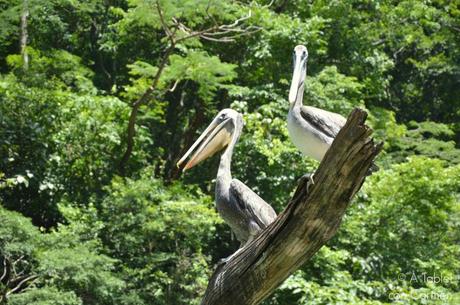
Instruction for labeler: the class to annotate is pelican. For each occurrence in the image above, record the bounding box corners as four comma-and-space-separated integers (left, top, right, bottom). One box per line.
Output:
177, 109, 277, 250
287, 45, 347, 162
287, 45, 378, 173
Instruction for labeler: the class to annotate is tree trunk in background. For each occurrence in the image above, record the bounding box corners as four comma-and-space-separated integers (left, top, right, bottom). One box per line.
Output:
20, 0, 29, 70
201, 108, 383, 305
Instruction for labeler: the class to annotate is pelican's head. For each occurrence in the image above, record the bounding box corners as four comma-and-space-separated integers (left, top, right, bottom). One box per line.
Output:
177, 108, 243, 171
289, 45, 308, 106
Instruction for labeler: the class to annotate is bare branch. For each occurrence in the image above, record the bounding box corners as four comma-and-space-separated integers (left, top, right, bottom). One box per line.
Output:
11, 256, 24, 267
175, 10, 256, 44
263, 0, 275, 8
393, 46, 406, 59
205, 0, 219, 27
169, 79, 181, 92
200, 35, 235, 42
372, 38, 387, 47
220, 10, 252, 29
0, 258, 8, 282
156, 0, 175, 44
20, 0, 29, 70
448, 25, 460, 33
6, 275, 38, 297
118, 44, 174, 174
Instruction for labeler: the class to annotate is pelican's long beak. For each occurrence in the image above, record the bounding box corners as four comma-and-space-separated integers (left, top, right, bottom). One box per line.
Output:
177, 116, 233, 171
289, 53, 304, 104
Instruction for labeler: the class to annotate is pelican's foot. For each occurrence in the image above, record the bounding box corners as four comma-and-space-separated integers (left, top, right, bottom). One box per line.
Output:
216, 245, 246, 267
299, 172, 315, 193
216, 251, 236, 266
217, 256, 231, 266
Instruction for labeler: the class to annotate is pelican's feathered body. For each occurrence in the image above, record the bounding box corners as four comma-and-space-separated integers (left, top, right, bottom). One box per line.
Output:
287, 105, 346, 161
177, 109, 276, 246
287, 45, 347, 162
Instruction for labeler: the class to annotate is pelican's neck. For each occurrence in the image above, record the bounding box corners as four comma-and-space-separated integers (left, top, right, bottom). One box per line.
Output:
290, 82, 305, 110
290, 62, 307, 110
216, 125, 241, 193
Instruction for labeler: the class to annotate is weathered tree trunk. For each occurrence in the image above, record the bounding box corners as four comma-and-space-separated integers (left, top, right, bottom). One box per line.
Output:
201, 108, 382, 305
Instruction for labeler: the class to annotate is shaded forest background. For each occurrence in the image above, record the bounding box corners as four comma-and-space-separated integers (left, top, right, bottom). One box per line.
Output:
0, 0, 459, 304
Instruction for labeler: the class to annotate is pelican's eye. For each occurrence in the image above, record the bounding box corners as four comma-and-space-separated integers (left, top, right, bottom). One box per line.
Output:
219, 113, 227, 120
302, 51, 308, 60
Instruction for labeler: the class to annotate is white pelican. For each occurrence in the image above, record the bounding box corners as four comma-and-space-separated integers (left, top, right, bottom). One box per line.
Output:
287, 45, 347, 162
287, 45, 378, 174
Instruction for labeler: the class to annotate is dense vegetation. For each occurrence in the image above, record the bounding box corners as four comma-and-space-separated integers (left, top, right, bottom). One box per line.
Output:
1, 0, 459, 304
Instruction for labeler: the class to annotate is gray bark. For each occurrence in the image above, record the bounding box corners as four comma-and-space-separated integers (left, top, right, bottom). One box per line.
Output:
201, 108, 383, 305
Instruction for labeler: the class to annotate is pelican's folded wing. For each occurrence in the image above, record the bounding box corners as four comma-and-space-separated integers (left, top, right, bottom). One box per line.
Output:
230, 179, 277, 229
300, 106, 346, 139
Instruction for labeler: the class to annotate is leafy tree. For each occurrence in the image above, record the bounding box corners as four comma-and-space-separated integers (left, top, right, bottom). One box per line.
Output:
0, 205, 127, 305
0, 0, 459, 304
96, 170, 221, 305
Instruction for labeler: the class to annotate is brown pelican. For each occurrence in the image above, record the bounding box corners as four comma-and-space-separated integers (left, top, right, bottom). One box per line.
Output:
177, 109, 277, 249
287, 45, 378, 174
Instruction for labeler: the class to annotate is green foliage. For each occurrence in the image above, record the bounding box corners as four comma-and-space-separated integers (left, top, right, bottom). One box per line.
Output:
305, 65, 366, 114
0, 206, 127, 304
1, 0, 459, 304
37, 246, 124, 305
48, 93, 135, 202
165, 51, 237, 100
7, 48, 95, 93
0, 206, 41, 269
125, 0, 234, 29
0, 47, 144, 225
388, 121, 460, 164
124, 50, 236, 103
9, 287, 82, 305
346, 157, 460, 281
96, 170, 220, 305
0, 72, 64, 225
